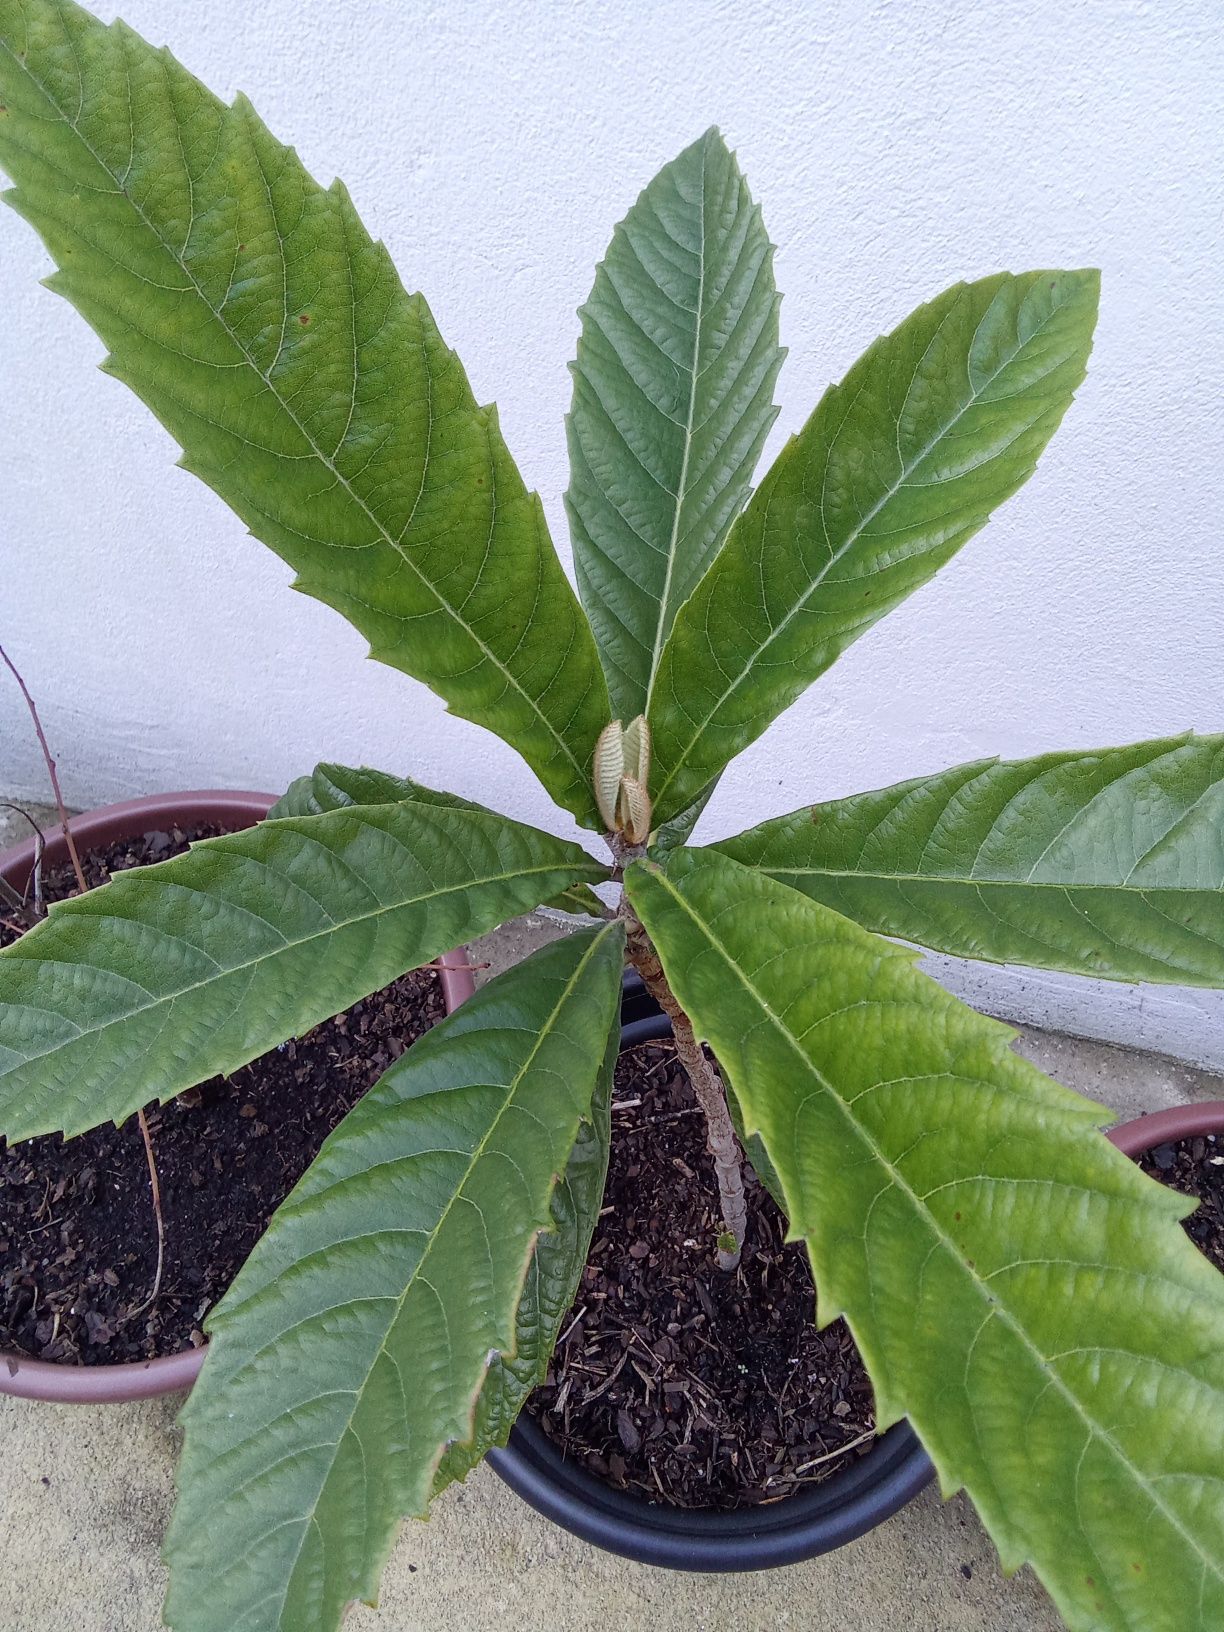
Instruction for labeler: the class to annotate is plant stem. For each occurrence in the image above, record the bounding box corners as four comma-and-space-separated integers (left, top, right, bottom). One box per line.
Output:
129, 1107, 166, 1316
0, 644, 87, 893
2, 641, 166, 1314
0, 802, 46, 923
620, 897, 748, 1271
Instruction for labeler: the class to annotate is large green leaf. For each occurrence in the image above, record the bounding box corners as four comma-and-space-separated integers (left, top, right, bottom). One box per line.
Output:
274, 761, 609, 917
164, 923, 624, 1632
567, 127, 784, 718
0, 801, 605, 1141
646, 269, 1100, 822
434, 994, 616, 1491
626, 848, 1224, 1632
0, 0, 609, 824
716, 733, 1224, 986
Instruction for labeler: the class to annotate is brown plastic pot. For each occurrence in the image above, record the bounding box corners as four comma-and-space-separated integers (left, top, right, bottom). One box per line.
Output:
1107, 1101, 1224, 1159
0, 789, 477, 1404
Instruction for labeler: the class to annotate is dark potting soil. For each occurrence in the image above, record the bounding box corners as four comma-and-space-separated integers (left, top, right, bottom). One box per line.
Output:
527, 1037, 877, 1510
0, 824, 446, 1366
1138, 1133, 1224, 1272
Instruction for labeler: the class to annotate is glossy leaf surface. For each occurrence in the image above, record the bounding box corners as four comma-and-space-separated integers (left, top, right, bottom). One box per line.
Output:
626, 848, 1224, 1632
568, 127, 783, 717
647, 269, 1099, 821
434, 1002, 616, 1490
716, 734, 1224, 985
164, 924, 624, 1632
274, 761, 609, 917
0, 802, 605, 1140
0, 0, 609, 822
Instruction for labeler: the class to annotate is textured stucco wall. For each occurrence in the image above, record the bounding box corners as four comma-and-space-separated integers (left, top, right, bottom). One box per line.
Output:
1, 1, 1221, 1052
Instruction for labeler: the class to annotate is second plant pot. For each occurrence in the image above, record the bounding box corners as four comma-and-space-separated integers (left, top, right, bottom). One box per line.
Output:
0, 788, 476, 1405
1107, 1101, 1224, 1161
488, 982, 935, 1571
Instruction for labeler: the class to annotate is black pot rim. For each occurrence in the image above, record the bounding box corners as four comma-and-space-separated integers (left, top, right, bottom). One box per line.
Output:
488, 1410, 933, 1572
488, 1006, 935, 1570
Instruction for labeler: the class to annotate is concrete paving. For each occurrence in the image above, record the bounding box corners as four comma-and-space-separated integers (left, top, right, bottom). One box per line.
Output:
3, 903, 1223, 1632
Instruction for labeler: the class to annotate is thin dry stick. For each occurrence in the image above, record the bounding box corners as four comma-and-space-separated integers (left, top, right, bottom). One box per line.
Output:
0, 802, 46, 920
1, 641, 166, 1311
0, 645, 86, 894
128, 1108, 166, 1316
789, 1429, 877, 1478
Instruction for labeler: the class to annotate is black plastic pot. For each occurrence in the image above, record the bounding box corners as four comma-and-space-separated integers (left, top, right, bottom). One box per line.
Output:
488, 995, 934, 1570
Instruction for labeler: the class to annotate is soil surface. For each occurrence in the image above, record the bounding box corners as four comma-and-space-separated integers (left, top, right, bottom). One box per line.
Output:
0, 824, 445, 1366
1138, 1132, 1224, 1272
528, 1037, 877, 1510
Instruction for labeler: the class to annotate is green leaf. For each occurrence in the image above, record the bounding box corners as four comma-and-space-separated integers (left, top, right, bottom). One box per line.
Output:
567, 127, 784, 718
625, 848, 1224, 1632
539, 881, 609, 919
275, 762, 609, 917
715, 734, 1224, 986
646, 269, 1100, 822
271, 762, 490, 821
164, 923, 625, 1632
0, 0, 609, 824
270, 764, 480, 820
0, 801, 605, 1142
434, 991, 616, 1491
649, 773, 721, 854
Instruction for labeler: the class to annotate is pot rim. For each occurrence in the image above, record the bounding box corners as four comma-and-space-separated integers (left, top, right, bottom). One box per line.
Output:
1106, 1100, 1224, 1158
489, 1410, 933, 1571
488, 1006, 935, 1570
0, 788, 476, 1403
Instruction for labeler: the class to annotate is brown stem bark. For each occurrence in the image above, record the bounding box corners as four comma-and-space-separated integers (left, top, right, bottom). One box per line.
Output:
619, 894, 748, 1271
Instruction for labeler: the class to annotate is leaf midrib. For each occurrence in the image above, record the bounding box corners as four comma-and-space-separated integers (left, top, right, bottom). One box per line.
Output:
2, 36, 590, 791
651, 286, 1073, 813
755, 864, 1216, 895
0, 822, 597, 1080
644, 141, 708, 714
232, 922, 617, 1626
645, 864, 1224, 1599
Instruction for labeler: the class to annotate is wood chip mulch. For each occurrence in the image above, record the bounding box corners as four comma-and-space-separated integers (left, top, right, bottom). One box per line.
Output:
529, 1037, 878, 1509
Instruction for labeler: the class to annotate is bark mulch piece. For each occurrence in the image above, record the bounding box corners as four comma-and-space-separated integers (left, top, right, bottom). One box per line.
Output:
0, 823, 445, 1366
1138, 1131, 1224, 1272
528, 1037, 877, 1510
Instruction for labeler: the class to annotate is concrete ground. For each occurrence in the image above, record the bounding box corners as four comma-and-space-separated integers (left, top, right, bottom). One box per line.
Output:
2, 820, 1223, 1631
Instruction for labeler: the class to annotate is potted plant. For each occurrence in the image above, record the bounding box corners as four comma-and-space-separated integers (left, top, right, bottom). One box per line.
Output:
0, 775, 477, 1402
1108, 1102, 1224, 1251
2, 5, 1223, 1631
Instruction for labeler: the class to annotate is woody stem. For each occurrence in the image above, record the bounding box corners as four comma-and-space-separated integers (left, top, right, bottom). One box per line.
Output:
617, 882, 748, 1272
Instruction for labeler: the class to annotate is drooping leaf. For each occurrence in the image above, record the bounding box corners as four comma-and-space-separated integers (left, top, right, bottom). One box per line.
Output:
649, 772, 721, 853
715, 733, 1224, 986
539, 881, 609, 919
270, 763, 482, 821
434, 994, 616, 1490
275, 761, 609, 917
164, 923, 625, 1632
0, 0, 609, 824
626, 848, 1224, 1632
646, 269, 1100, 822
0, 801, 606, 1141
567, 127, 784, 718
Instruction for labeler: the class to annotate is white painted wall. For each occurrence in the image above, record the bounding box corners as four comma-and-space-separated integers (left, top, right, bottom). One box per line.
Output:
2, 1, 1222, 1056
